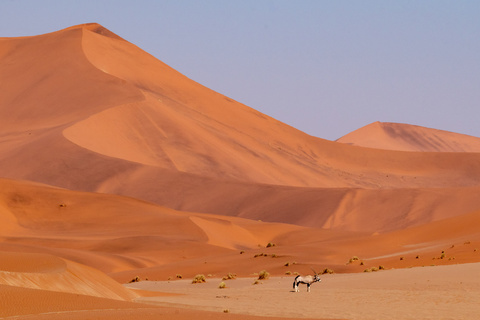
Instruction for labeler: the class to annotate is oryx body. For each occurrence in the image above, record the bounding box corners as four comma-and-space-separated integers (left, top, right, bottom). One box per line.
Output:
293, 273, 321, 292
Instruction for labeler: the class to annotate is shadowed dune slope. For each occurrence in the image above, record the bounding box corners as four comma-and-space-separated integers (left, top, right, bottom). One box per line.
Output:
337, 121, 480, 152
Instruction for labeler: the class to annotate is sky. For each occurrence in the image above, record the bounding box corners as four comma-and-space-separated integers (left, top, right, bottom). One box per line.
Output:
1, 0, 480, 140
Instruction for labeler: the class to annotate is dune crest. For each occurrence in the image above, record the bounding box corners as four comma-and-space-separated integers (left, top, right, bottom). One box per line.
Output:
337, 121, 480, 152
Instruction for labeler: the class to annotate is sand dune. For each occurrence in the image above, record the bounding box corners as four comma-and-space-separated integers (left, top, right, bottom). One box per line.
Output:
0, 252, 136, 301
1, 23, 480, 319
337, 121, 480, 152
1, 177, 478, 283
3, 24, 480, 194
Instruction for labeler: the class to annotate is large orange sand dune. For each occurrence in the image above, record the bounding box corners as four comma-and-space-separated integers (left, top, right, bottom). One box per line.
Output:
1, 23, 480, 319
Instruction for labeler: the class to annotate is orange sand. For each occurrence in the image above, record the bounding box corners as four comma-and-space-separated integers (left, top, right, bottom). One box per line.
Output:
1, 23, 480, 319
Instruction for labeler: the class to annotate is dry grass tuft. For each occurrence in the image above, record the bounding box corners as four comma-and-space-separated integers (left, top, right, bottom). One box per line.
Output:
258, 270, 270, 280
222, 273, 237, 280
192, 274, 206, 284
348, 256, 359, 264
322, 268, 334, 274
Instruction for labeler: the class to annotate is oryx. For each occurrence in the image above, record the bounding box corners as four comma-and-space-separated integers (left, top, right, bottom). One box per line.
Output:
293, 268, 321, 292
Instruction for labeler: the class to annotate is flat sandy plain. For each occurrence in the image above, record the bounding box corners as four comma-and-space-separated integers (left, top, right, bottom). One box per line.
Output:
125, 263, 480, 320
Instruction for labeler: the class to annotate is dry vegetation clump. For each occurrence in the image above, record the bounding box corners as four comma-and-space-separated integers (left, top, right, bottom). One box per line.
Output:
258, 270, 270, 280
222, 273, 237, 280
266, 242, 276, 248
348, 256, 360, 264
129, 276, 141, 283
364, 266, 384, 272
176, 274, 182, 279
322, 268, 334, 274
192, 274, 206, 284
218, 281, 226, 289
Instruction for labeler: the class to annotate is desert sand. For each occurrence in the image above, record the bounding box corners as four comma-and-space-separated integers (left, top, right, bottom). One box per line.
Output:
1, 23, 480, 319
129, 263, 480, 320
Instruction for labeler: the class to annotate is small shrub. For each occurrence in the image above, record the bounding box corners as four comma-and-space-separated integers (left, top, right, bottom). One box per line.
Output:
284, 262, 290, 267
364, 268, 372, 273
218, 281, 226, 289
322, 268, 334, 274
271, 253, 277, 258
129, 276, 140, 283
400, 256, 404, 261
378, 265, 385, 270
293, 271, 299, 275
416, 255, 420, 259
360, 261, 364, 266
252, 280, 260, 285
370, 267, 379, 272
176, 274, 182, 279
223, 309, 229, 313
440, 253, 446, 259
349, 256, 359, 264
240, 250, 245, 254
266, 242, 276, 248
222, 273, 237, 280
192, 274, 206, 284
285, 271, 292, 275
258, 270, 270, 280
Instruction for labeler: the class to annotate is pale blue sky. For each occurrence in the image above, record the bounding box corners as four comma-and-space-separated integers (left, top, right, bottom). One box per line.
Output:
1, 0, 479, 140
